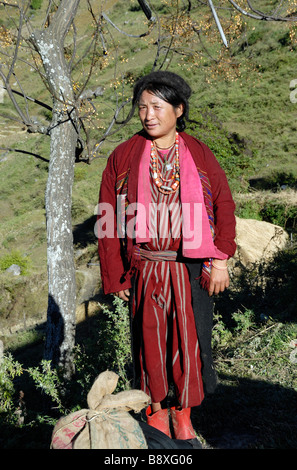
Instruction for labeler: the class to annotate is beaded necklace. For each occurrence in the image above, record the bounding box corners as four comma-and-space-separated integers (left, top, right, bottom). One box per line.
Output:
151, 132, 180, 195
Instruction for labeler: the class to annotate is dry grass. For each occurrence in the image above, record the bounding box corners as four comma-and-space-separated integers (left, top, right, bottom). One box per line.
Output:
235, 188, 297, 206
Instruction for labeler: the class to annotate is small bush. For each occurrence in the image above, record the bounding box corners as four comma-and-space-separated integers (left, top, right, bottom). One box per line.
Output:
260, 202, 297, 231
232, 309, 255, 333
0, 353, 23, 413
30, 0, 43, 10
236, 199, 262, 220
0, 251, 31, 275
98, 297, 132, 390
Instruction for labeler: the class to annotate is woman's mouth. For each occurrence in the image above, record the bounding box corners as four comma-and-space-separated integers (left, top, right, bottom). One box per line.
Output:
145, 123, 158, 129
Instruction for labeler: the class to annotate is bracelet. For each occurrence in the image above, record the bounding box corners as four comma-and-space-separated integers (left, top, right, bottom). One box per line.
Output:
212, 262, 228, 271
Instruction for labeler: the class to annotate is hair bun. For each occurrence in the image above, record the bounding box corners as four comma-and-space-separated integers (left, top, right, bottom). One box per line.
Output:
133, 71, 192, 103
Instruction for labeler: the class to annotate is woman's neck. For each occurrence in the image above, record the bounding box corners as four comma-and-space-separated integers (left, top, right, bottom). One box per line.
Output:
153, 130, 177, 149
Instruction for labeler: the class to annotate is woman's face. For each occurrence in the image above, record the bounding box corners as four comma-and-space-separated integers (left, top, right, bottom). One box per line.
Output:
138, 89, 183, 141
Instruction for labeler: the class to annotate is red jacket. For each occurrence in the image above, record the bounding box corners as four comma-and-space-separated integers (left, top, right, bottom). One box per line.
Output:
98, 131, 236, 295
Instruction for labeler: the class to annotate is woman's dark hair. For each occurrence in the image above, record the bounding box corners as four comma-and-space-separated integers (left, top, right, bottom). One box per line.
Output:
124, 71, 192, 131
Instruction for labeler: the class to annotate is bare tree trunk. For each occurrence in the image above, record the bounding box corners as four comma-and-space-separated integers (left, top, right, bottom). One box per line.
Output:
43, 102, 77, 379
31, 0, 80, 379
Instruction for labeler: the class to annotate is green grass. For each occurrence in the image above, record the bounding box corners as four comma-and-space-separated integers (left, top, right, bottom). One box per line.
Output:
0, 250, 31, 275
0, 0, 297, 449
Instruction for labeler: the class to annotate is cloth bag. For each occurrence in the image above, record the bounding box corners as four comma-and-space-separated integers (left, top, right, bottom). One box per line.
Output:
50, 370, 150, 449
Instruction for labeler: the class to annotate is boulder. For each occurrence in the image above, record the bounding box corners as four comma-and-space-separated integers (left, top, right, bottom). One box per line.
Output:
5, 264, 21, 276
233, 216, 289, 266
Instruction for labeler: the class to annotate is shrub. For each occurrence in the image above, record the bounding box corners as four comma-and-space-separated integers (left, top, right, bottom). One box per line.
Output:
30, 0, 43, 10
187, 108, 253, 191
260, 202, 297, 231
236, 199, 262, 220
0, 353, 23, 413
27, 360, 64, 413
0, 250, 31, 275
98, 297, 132, 390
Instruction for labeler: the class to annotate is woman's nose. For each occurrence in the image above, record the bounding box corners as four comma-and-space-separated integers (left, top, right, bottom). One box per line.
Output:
145, 106, 154, 120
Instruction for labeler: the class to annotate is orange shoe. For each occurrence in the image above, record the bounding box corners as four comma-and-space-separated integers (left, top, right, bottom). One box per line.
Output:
146, 406, 172, 438
170, 407, 196, 440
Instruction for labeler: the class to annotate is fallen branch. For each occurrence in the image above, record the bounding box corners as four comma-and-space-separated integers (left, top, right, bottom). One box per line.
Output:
242, 322, 280, 343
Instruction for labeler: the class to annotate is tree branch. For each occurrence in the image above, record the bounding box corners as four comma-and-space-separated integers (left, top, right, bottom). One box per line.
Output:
102, 12, 153, 38
208, 0, 228, 47
0, 67, 30, 127
49, 0, 80, 41
137, 0, 155, 21
228, 0, 297, 21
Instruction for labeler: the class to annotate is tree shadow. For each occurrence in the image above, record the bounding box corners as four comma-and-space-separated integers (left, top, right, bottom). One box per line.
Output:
215, 242, 297, 327
73, 215, 97, 248
43, 294, 65, 367
191, 241, 297, 449
192, 372, 297, 449
249, 171, 297, 191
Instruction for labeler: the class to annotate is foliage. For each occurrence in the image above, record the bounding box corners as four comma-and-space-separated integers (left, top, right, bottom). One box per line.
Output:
217, 242, 297, 327
213, 308, 255, 349
67, 297, 133, 405
30, 0, 43, 10
0, 353, 23, 412
0, 245, 297, 447
213, 312, 297, 389
0, 297, 132, 423
212, 313, 233, 348
260, 201, 297, 231
27, 360, 64, 413
0, 0, 297, 449
187, 107, 254, 191
0, 250, 31, 275
232, 308, 255, 332
236, 199, 262, 221
97, 297, 132, 390
211, 248, 297, 401
252, 171, 297, 191
0, 355, 64, 420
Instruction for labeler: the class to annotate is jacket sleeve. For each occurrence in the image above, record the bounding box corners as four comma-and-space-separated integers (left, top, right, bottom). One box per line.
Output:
201, 142, 237, 258
97, 153, 132, 295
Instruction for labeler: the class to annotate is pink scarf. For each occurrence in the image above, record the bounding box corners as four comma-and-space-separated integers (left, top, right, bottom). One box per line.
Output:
135, 136, 227, 261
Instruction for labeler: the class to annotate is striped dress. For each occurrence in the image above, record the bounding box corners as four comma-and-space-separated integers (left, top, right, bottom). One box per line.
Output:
133, 145, 204, 409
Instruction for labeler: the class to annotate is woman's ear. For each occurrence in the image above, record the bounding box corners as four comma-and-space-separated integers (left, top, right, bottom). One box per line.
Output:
175, 103, 184, 119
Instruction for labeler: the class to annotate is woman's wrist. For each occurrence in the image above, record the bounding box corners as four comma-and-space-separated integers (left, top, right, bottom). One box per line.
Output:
212, 259, 228, 270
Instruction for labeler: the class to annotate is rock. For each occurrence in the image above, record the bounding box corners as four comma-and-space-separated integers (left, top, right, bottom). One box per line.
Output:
233, 216, 289, 266
5, 264, 21, 276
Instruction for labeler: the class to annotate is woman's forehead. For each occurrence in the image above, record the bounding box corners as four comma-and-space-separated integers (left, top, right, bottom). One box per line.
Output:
138, 89, 166, 104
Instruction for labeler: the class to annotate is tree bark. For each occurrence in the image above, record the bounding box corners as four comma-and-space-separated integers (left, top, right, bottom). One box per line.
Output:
31, 0, 80, 379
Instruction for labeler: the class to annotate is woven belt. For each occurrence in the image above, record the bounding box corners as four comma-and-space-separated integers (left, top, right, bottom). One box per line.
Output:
137, 247, 178, 262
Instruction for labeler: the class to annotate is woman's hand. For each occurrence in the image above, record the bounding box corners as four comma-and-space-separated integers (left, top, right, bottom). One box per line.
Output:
114, 289, 130, 301
208, 259, 229, 296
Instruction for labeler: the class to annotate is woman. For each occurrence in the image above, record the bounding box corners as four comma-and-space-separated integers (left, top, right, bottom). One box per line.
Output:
97, 71, 236, 441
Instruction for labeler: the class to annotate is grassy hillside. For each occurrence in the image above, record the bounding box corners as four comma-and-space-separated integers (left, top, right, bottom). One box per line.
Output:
0, 0, 296, 349
0, 0, 297, 449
